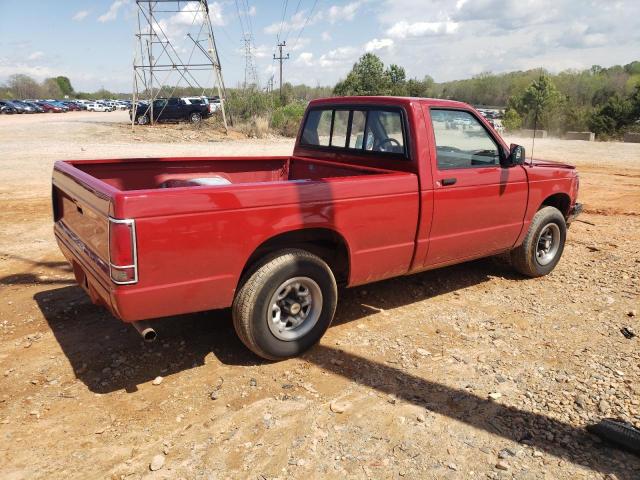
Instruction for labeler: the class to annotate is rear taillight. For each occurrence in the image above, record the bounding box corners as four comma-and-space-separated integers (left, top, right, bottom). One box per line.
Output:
108, 218, 138, 284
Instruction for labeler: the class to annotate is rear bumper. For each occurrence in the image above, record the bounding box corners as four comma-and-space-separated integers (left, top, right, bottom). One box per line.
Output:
567, 202, 583, 224
55, 222, 236, 323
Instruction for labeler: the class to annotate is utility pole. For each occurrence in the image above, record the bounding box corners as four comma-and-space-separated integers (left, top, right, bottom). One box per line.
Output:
273, 41, 289, 101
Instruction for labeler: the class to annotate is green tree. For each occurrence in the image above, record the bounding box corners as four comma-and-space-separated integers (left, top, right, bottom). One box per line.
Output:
406, 76, 434, 97
333, 53, 391, 96
588, 93, 634, 136
41, 78, 63, 98
509, 75, 564, 131
502, 108, 522, 131
385, 64, 407, 95
53, 76, 74, 95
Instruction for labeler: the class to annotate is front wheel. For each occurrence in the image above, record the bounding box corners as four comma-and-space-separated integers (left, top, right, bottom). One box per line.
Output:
137, 114, 149, 125
232, 249, 338, 360
190, 111, 202, 123
511, 206, 567, 277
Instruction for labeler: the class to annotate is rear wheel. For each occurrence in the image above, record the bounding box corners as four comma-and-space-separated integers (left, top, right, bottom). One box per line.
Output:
190, 111, 202, 123
511, 206, 566, 277
232, 249, 337, 360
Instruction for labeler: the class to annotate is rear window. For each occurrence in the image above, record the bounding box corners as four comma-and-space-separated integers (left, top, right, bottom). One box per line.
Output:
300, 107, 406, 155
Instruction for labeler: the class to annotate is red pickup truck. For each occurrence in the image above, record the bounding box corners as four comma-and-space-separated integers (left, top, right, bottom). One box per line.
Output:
52, 96, 581, 360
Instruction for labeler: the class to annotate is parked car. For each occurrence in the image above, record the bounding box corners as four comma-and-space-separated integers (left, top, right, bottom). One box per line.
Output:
11, 100, 38, 113
86, 103, 109, 112
52, 96, 581, 360
2, 100, 29, 113
131, 97, 211, 124
62, 101, 81, 111
24, 101, 45, 113
0, 101, 18, 114
46, 100, 69, 112
35, 101, 64, 113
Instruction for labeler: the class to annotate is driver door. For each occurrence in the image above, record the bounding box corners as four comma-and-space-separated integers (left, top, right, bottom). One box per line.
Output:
424, 108, 528, 267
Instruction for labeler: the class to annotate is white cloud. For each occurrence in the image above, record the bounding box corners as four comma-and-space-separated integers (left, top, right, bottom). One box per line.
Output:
321, 31, 332, 41
365, 38, 394, 52
0, 58, 58, 80
296, 52, 314, 66
27, 51, 44, 61
370, 0, 640, 83
290, 37, 311, 51
98, 0, 128, 23
72, 10, 89, 22
327, 1, 363, 23
387, 20, 459, 39
247, 5, 256, 16
264, 9, 322, 35
318, 46, 358, 69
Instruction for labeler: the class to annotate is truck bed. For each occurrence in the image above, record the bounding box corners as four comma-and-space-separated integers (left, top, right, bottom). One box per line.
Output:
69, 156, 382, 191
52, 155, 419, 321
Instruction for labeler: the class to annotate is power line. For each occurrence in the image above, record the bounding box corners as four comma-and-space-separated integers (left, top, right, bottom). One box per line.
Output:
276, 0, 289, 44
234, 0, 246, 37
291, 0, 319, 49
283, 0, 303, 43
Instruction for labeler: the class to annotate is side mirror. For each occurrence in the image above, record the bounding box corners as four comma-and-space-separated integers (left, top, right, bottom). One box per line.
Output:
505, 143, 525, 167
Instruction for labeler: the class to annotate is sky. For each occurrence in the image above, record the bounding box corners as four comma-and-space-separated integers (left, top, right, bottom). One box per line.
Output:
1, 0, 639, 93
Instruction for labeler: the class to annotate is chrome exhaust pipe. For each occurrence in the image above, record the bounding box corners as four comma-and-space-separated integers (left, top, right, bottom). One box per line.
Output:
132, 321, 157, 342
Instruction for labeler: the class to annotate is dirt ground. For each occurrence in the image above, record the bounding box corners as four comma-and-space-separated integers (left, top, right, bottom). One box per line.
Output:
0, 111, 639, 480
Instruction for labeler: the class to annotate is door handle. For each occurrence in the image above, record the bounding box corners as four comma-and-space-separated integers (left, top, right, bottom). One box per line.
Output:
441, 177, 457, 186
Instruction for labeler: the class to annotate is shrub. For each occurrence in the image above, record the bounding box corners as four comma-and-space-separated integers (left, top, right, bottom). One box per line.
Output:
237, 115, 270, 138
502, 108, 522, 131
270, 102, 306, 137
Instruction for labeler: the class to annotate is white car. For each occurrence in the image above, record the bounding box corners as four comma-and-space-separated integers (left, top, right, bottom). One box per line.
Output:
87, 103, 109, 112
182, 96, 222, 114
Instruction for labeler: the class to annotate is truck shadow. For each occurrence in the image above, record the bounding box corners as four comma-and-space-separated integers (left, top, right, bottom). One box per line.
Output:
35, 259, 639, 478
0, 253, 74, 286
36, 257, 508, 395
304, 345, 639, 480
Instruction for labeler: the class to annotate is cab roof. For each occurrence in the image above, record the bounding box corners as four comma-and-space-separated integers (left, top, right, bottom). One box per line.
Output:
308, 96, 471, 110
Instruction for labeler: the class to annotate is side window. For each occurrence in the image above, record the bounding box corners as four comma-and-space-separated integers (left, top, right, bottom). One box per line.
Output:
364, 110, 405, 153
349, 110, 366, 148
301, 109, 332, 146
330, 110, 349, 148
300, 107, 406, 156
431, 109, 500, 169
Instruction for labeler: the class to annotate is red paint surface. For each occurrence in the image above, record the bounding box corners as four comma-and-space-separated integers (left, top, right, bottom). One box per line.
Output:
52, 97, 579, 322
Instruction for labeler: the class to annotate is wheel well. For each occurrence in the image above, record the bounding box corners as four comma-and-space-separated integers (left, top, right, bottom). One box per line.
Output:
540, 193, 571, 217
241, 228, 350, 286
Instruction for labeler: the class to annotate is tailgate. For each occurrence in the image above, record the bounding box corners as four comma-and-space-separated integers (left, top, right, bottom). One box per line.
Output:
52, 161, 116, 286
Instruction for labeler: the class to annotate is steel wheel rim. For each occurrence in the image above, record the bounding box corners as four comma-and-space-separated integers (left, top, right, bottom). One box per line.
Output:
191, 113, 201, 122
535, 223, 560, 266
138, 115, 148, 125
267, 277, 322, 341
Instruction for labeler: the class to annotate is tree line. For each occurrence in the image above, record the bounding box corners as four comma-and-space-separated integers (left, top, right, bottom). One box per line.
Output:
332, 53, 640, 138
3, 55, 638, 138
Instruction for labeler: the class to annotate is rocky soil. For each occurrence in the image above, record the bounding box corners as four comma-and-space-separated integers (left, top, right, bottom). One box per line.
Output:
0, 112, 639, 479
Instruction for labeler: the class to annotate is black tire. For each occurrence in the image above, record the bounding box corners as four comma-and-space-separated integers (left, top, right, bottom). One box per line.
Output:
587, 419, 640, 454
137, 114, 149, 125
511, 206, 566, 277
190, 111, 202, 123
232, 249, 338, 361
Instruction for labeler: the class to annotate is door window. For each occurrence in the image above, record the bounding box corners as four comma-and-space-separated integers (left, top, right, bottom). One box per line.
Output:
364, 110, 405, 153
431, 109, 500, 169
